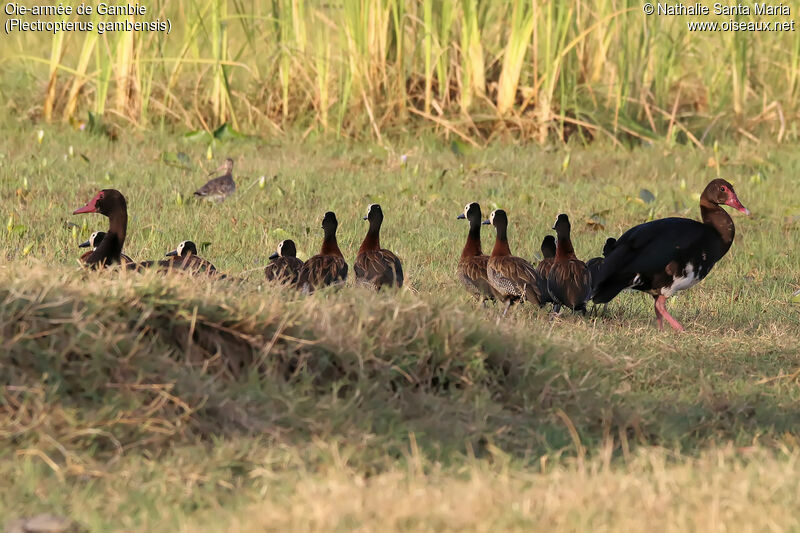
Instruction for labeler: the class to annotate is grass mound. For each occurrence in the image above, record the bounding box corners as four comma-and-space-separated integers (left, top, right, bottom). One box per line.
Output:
2, 264, 585, 465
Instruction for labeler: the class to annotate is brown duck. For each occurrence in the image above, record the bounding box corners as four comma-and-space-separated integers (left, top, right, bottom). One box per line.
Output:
265, 239, 304, 285
163, 240, 219, 275
194, 158, 235, 202
547, 214, 592, 313
354, 204, 404, 289
79, 231, 134, 265
297, 211, 348, 292
456, 202, 500, 303
483, 209, 543, 316
73, 189, 131, 269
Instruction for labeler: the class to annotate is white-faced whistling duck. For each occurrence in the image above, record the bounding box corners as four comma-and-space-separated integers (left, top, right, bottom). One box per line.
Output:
456, 202, 501, 303
547, 214, 592, 314
593, 179, 750, 331
194, 158, 235, 202
354, 204, 404, 290
297, 211, 348, 293
265, 239, 304, 285
482, 209, 543, 317
163, 240, 219, 275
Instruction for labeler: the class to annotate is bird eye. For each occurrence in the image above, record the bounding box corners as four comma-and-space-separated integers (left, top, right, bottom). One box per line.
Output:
719, 186, 726, 192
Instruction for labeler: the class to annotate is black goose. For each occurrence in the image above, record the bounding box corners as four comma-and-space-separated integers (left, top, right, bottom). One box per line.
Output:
297, 212, 348, 292
592, 179, 750, 331
354, 204, 404, 289
536, 235, 556, 305
547, 214, 592, 313
456, 202, 501, 303
73, 189, 131, 269
79, 231, 134, 265
483, 209, 543, 316
194, 158, 235, 202
265, 239, 304, 285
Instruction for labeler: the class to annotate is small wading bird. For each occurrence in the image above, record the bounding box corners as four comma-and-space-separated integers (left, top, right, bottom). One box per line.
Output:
194, 158, 235, 202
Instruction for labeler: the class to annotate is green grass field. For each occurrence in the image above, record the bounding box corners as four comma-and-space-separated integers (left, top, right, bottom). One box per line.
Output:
2, 120, 800, 531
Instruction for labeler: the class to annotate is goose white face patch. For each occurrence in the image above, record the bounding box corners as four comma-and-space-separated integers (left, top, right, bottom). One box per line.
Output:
277, 241, 284, 255
90, 232, 100, 247
464, 203, 475, 218
177, 241, 187, 256
489, 210, 497, 225
661, 263, 700, 297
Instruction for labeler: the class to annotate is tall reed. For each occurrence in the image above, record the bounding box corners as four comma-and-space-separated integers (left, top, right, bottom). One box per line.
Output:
6, 0, 799, 144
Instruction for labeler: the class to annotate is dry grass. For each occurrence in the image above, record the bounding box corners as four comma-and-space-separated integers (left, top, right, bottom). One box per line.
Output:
1, 122, 800, 530
216, 447, 800, 532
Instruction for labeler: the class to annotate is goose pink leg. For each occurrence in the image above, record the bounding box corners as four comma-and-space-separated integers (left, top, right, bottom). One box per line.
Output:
654, 294, 685, 332
653, 296, 664, 330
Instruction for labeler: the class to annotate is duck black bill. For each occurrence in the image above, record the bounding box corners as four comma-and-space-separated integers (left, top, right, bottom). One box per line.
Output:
165, 250, 178, 257
269, 252, 279, 260
78, 239, 91, 248
456, 214, 466, 220
481, 219, 491, 225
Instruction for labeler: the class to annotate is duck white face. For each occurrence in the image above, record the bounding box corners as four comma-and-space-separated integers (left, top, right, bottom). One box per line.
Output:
489, 209, 497, 225
89, 231, 101, 248
464, 202, 477, 218
177, 241, 188, 256
276, 240, 285, 256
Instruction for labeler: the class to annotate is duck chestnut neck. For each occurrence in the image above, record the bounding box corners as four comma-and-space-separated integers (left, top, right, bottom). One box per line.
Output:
320, 214, 343, 257
462, 211, 483, 258
490, 215, 511, 257
359, 213, 383, 253
554, 216, 576, 261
